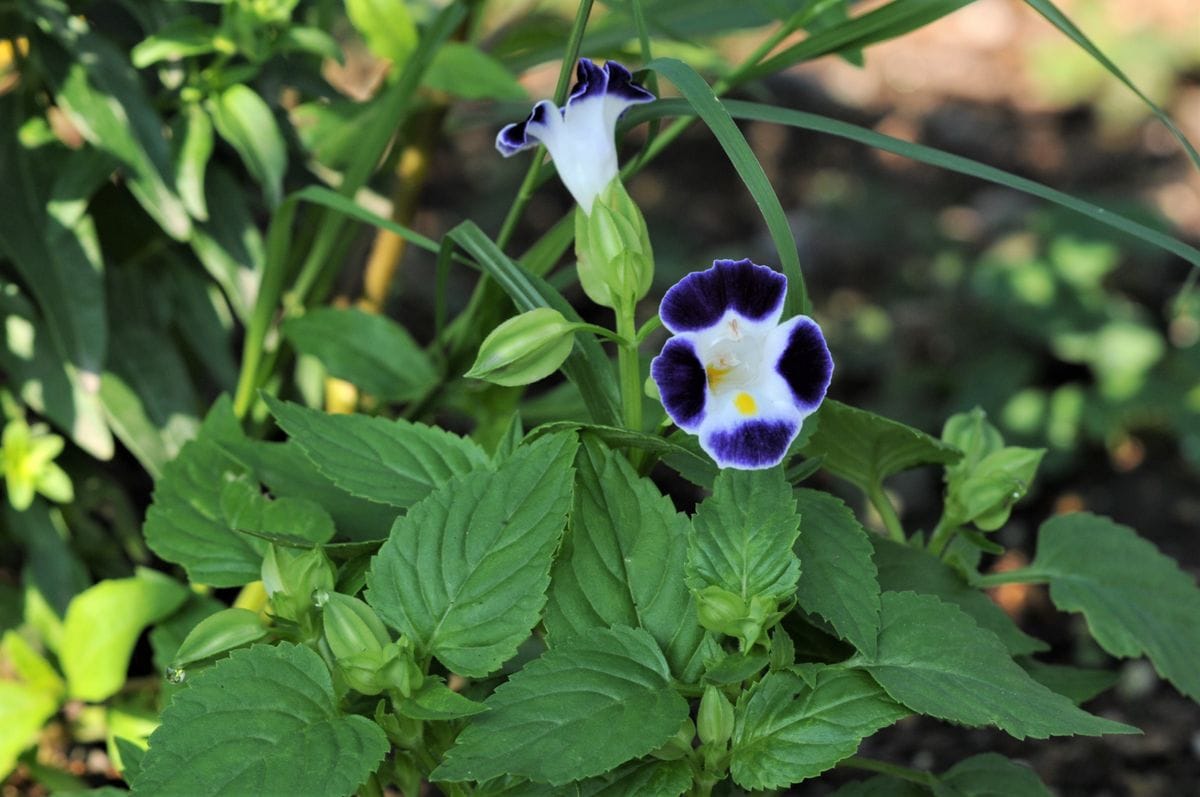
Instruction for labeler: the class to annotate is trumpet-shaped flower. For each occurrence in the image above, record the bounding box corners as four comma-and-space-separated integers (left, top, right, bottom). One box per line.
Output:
651, 259, 833, 470
496, 58, 654, 214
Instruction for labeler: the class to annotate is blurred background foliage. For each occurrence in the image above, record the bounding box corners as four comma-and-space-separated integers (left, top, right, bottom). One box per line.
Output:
0, 0, 1198, 792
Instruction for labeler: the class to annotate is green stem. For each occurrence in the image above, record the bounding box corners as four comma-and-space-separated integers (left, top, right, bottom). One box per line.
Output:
569, 322, 629, 345
973, 568, 1049, 588
839, 756, 936, 787
926, 513, 958, 556
616, 303, 643, 434
494, 0, 594, 251
867, 482, 905, 543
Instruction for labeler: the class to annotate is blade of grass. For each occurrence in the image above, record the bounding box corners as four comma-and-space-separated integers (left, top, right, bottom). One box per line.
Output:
647, 57, 809, 315
1024, 0, 1200, 173
622, 98, 1200, 270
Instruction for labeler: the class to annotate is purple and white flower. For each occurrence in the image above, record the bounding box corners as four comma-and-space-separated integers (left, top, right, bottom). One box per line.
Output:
651, 259, 833, 470
496, 58, 654, 214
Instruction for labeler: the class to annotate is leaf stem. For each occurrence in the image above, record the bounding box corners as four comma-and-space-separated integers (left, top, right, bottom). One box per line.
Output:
839, 756, 936, 786
867, 482, 905, 543
973, 568, 1049, 588
616, 303, 643, 435
926, 513, 958, 556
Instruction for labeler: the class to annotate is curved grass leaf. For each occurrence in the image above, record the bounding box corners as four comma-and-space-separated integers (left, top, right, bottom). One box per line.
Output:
730, 668, 909, 790
545, 438, 711, 682
793, 489, 881, 656
1026, 512, 1200, 702
857, 592, 1137, 740
625, 99, 1200, 270
433, 626, 689, 786
133, 643, 388, 797
366, 432, 577, 677
265, 397, 489, 510
646, 58, 808, 314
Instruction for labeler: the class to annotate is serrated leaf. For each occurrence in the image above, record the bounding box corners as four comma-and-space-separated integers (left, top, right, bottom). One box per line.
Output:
219, 478, 336, 544
476, 759, 691, 797
133, 643, 387, 796
688, 467, 801, 602
433, 626, 690, 786
266, 397, 489, 509
393, 677, 487, 721
857, 592, 1136, 740
793, 489, 880, 656
933, 753, 1051, 797
281, 307, 437, 401
1020, 660, 1117, 705
1027, 512, 1200, 702
60, 569, 189, 701
210, 85, 286, 208
366, 433, 577, 676
871, 537, 1046, 656
143, 397, 262, 586
801, 400, 961, 493
545, 438, 711, 682
425, 43, 525, 100
730, 668, 909, 790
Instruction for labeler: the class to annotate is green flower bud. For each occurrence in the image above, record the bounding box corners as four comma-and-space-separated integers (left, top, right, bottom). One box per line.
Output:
338, 649, 390, 695
575, 179, 653, 310
649, 717, 695, 761
261, 545, 335, 622
697, 686, 735, 748
695, 587, 780, 651
321, 593, 390, 661
465, 308, 576, 387
172, 608, 268, 668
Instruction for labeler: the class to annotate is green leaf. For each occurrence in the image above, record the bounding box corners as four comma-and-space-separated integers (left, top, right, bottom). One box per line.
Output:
131, 17, 219, 67
0, 280, 112, 459
545, 438, 712, 682
133, 643, 388, 796
366, 432, 577, 676
345, 0, 418, 64
831, 775, 930, 797
646, 57, 807, 314
219, 478, 336, 544
265, 397, 489, 509
433, 626, 690, 786
475, 759, 692, 797
143, 397, 262, 587
393, 677, 488, 721
730, 668, 909, 790
1025, 512, 1200, 702
33, 1, 191, 240
60, 569, 189, 701
871, 538, 1045, 656
801, 400, 961, 494
426, 43, 525, 100
531, 423, 711, 473
688, 467, 801, 603
1020, 660, 1117, 705
174, 104, 213, 221
933, 753, 1051, 797
210, 84, 286, 208
281, 307, 437, 401
793, 489, 880, 656
0, 682, 58, 780
856, 592, 1137, 740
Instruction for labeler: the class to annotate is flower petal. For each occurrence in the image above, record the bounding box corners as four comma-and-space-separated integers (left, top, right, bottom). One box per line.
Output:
650, 337, 707, 431
767, 316, 833, 412
660, 259, 787, 334
495, 100, 557, 157
701, 417, 799, 470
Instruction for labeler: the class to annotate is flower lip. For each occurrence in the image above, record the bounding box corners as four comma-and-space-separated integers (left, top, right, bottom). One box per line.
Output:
494, 58, 655, 213
650, 259, 832, 470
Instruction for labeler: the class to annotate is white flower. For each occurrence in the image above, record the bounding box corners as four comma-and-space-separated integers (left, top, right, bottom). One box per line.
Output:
496, 59, 654, 214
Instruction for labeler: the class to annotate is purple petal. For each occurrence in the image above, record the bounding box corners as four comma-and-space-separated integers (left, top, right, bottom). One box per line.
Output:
660, 259, 787, 333
567, 58, 608, 104
650, 337, 707, 430
775, 317, 833, 411
602, 61, 655, 104
702, 418, 798, 470
496, 101, 555, 157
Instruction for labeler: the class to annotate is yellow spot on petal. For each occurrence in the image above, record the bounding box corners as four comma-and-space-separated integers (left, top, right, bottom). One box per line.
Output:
706, 364, 732, 390
734, 392, 757, 416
